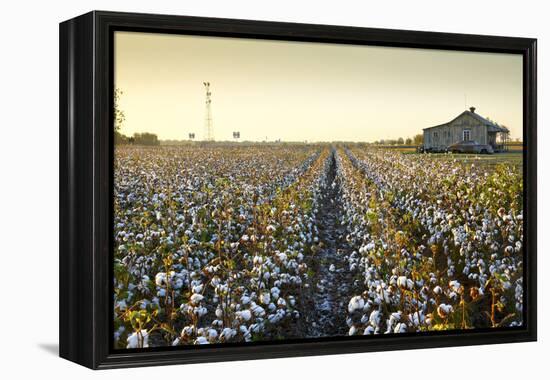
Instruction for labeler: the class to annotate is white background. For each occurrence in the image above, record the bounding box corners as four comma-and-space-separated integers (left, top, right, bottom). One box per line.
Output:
0, 0, 547, 378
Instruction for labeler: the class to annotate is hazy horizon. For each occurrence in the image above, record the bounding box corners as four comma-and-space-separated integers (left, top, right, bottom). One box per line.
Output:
114, 32, 523, 142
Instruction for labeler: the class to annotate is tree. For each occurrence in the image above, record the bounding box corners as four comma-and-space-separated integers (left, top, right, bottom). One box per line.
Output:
405, 137, 412, 145
133, 132, 160, 146
413, 134, 423, 145
114, 88, 125, 134
114, 88, 128, 144
397, 137, 404, 145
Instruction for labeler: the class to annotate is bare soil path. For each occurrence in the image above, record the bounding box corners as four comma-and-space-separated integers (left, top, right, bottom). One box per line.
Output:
306, 149, 353, 338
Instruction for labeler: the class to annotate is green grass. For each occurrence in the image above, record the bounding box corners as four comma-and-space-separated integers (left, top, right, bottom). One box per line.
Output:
406, 151, 523, 169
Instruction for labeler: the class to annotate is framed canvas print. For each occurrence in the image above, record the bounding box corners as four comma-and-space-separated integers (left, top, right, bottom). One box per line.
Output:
59, 11, 537, 369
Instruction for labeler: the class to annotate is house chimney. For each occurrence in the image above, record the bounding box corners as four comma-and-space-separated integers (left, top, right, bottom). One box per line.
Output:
469, 106, 476, 113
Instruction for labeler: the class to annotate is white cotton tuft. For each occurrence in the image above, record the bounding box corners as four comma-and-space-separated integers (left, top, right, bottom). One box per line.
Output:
369, 310, 381, 327
239, 309, 252, 322
449, 280, 461, 292
260, 292, 271, 305
394, 323, 407, 333
155, 272, 167, 287
437, 303, 454, 318
348, 296, 365, 313
363, 326, 375, 335
397, 276, 412, 289
195, 336, 209, 345
126, 330, 149, 349
190, 293, 204, 304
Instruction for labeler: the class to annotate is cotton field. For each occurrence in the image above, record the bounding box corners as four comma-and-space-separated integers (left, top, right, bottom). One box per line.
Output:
113, 144, 523, 348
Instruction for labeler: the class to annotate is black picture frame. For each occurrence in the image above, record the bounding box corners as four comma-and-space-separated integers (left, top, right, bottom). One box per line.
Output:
59, 10, 537, 369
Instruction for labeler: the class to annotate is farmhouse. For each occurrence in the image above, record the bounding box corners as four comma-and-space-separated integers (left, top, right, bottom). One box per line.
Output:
423, 107, 510, 152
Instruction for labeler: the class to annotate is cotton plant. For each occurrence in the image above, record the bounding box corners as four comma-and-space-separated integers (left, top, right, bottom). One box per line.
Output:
114, 145, 329, 347
339, 147, 523, 335
113, 144, 523, 347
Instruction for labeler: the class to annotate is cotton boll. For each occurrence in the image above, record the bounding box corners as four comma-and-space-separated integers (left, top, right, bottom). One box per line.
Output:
348, 296, 365, 313
126, 330, 149, 348
369, 310, 381, 327
220, 328, 237, 341
437, 304, 454, 318
288, 295, 296, 307
409, 311, 423, 326
238, 309, 252, 322
155, 272, 167, 287
190, 293, 204, 304
397, 276, 408, 289
271, 286, 280, 300
449, 280, 461, 293
366, 242, 376, 251
260, 292, 270, 305
250, 323, 264, 334
116, 300, 127, 311
195, 336, 209, 345
207, 329, 218, 341
394, 323, 407, 333
239, 325, 252, 341
172, 277, 184, 289
363, 326, 375, 335
268, 313, 282, 324
114, 325, 125, 341
251, 303, 266, 317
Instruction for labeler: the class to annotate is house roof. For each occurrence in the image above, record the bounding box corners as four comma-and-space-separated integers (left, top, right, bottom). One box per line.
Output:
423, 110, 509, 133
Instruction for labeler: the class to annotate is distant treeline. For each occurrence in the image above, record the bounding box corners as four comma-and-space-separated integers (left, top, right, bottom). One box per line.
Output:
115, 132, 160, 146
159, 140, 324, 146
371, 134, 424, 146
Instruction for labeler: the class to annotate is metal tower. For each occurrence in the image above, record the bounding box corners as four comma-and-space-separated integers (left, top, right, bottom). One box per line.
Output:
203, 82, 214, 141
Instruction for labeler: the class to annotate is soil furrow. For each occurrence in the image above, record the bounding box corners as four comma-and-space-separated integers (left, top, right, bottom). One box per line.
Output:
306, 148, 352, 337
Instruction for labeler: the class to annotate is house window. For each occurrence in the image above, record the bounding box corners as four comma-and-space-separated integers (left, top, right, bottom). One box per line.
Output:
463, 129, 471, 141
433, 131, 438, 141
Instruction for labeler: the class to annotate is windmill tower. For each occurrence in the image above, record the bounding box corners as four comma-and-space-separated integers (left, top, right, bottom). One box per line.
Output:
203, 82, 214, 141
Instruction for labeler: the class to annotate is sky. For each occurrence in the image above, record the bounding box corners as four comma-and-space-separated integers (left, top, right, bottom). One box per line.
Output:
114, 31, 523, 142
